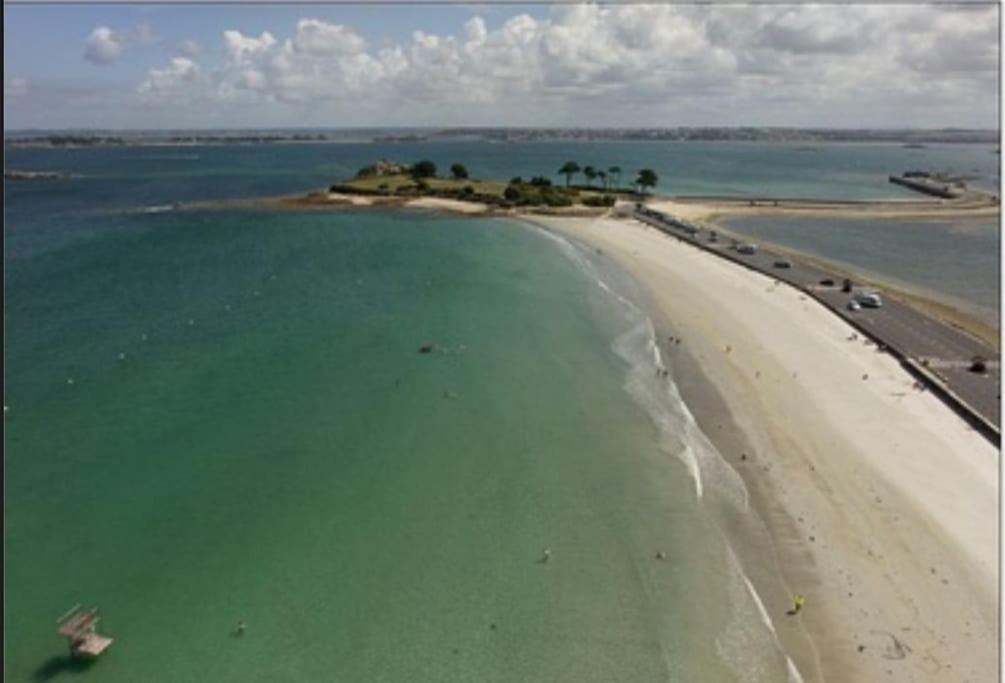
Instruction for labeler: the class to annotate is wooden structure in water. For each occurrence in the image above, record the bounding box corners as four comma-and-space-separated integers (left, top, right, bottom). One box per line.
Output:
57, 605, 114, 658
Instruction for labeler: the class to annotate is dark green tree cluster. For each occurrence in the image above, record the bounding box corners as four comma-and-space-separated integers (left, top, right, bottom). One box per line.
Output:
504, 178, 576, 207
555, 161, 657, 194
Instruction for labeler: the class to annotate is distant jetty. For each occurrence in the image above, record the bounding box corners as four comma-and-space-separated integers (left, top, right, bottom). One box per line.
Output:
5, 169, 69, 181
889, 171, 966, 199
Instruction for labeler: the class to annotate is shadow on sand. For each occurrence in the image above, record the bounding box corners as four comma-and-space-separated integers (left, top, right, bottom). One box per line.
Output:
31, 655, 96, 682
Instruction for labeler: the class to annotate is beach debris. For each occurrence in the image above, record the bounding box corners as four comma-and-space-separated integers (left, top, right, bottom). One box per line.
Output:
786, 593, 805, 616
858, 645, 866, 653
724, 345, 732, 354
862, 374, 869, 381
418, 342, 436, 354
538, 548, 552, 564
655, 551, 667, 560
740, 453, 747, 461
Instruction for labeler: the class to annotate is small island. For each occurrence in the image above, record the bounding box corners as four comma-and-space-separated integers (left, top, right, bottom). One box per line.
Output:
279, 159, 660, 215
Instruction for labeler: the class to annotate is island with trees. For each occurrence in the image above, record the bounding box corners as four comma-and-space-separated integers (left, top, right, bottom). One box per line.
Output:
312, 158, 660, 213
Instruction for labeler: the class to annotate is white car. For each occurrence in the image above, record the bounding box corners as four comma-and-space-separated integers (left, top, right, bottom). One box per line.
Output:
847, 300, 862, 311
854, 292, 883, 308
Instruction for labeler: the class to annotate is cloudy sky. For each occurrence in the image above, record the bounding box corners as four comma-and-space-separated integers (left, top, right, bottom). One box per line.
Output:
3, 3, 999, 130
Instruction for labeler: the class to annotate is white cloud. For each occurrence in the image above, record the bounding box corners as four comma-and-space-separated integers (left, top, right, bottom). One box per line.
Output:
128, 4, 997, 127
137, 57, 209, 104
84, 23, 159, 65
84, 26, 124, 64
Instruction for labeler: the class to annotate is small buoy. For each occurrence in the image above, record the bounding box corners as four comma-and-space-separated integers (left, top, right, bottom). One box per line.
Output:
253, 291, 261, 297
67, 378, 75, 385
188, 319, 195, 326
270, 275, 277, 281
225, 305, 232, 311
141, 333, 148, 341
118, 352, 126, 361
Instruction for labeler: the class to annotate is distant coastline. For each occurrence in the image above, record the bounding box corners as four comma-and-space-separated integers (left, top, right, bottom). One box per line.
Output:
5, 126, 998, 148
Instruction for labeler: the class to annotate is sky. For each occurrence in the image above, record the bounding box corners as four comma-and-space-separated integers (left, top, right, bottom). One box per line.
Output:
3, 2, 1000, 130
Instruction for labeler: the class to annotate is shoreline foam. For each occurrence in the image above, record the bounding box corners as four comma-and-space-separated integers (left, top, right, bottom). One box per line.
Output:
527, 213, 998, 683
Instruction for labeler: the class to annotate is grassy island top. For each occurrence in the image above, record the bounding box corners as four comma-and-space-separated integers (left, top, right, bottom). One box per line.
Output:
330, 159, 659, 209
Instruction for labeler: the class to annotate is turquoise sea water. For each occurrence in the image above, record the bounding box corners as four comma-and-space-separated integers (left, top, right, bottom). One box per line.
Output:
6, 140, 996, 681
5, 146, 806, 682
720, 215, 1000, 325
5, 139, 999, 205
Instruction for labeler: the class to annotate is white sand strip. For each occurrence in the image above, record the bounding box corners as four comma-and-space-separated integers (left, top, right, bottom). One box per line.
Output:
531, 214, 998, 683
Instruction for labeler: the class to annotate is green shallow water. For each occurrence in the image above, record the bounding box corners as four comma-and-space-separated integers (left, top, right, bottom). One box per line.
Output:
5, 209, 787, 681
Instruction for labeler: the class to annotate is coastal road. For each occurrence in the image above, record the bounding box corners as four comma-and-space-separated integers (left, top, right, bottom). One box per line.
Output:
633, 208, 1001, 440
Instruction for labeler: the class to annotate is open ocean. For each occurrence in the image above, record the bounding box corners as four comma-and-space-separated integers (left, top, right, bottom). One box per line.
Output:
4, 140, 997, 682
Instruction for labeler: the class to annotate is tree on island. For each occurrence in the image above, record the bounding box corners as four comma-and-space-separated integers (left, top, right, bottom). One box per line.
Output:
583, 166, 597, 187
451, 163, 469, 180
636, 169, 658, 195
558, 161, 581, 187
608, 166, 622, 189
411, 160, 437, 179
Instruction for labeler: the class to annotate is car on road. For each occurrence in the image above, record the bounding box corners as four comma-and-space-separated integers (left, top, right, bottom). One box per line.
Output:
847, 300, 862, 311
736, 243, 758, 255
854, 292, 883, 308
773, 259, 792, 269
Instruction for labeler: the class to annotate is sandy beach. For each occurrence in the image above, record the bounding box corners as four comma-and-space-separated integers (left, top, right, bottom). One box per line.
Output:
530, 213, 998, 683
648, 196, 1001, 223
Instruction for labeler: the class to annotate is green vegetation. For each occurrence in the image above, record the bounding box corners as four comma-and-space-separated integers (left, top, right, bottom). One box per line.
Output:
558, 161, 581, 187
332, 159, 655, 209
411, 160, 437, 179
636, 168, 659, 195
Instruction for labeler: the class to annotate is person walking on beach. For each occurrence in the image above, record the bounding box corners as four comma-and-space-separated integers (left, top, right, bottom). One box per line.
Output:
787, 594, 805, 616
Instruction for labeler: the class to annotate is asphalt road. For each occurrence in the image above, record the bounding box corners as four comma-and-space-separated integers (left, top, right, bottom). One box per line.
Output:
633, 209, 1001, 437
